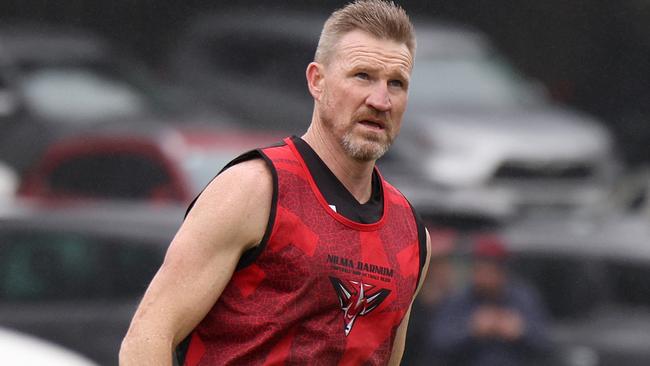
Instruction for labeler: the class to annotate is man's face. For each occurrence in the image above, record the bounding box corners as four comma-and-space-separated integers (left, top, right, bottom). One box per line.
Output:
316, 30, 413, 161
472, 260, 507, 298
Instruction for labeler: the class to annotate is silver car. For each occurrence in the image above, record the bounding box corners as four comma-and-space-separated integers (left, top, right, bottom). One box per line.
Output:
393, 22, 619, 213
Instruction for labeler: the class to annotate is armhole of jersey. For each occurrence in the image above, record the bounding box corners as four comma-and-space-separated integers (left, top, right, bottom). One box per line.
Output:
183, 148, 279, 271
408, 202, 428, 288
176, 334, 191, 366
235, 149, 278, 270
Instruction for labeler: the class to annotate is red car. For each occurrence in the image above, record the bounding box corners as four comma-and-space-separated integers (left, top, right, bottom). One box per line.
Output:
19, 124, 282, 204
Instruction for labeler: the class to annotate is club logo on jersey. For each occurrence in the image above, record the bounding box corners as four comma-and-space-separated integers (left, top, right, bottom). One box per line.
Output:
329, 277, 391, 336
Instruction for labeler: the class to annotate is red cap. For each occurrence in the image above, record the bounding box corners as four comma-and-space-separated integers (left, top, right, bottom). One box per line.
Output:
473, 234, 508, 260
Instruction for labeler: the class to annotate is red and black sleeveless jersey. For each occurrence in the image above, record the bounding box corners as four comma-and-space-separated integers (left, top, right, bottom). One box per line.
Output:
177, 137, 427, 366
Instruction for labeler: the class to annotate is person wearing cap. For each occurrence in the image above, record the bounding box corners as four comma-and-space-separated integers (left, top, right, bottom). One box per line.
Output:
429, 236, 550, 366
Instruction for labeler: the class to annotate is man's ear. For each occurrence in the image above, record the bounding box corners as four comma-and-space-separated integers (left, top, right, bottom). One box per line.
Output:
306, 62, 325, 101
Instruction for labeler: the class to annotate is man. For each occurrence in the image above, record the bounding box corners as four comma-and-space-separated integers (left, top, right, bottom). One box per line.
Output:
120, 1, 430, 365
431, 237, 549, 366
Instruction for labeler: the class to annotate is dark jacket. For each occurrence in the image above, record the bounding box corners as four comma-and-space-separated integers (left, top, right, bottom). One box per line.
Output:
431, 280, 550, 366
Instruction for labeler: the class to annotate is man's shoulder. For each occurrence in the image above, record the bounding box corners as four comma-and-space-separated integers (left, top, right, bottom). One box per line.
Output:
228, 156, 270, 174
212, 157, 272, 192
186, 155, 274, 248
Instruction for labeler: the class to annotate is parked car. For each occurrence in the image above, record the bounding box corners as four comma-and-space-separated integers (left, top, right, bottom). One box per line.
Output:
501, 217, 650, 364
504, 166, 649, 260
0, 22, 228, 175
168, 11, 619, 214
168, 11, 318, 133
18, 123, 281, 203
0, 199, 184, 365
396, 22, 619, 212
0, 326, 98, 366
425, 220, 650, 366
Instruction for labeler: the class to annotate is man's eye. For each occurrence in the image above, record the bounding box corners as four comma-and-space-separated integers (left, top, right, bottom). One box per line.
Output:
389, 79, 404, 88
355, 72, 369, 80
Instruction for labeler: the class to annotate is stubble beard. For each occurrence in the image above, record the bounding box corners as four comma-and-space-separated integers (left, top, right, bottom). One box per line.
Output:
320, 106, 394, 162
341, 129, 392, 161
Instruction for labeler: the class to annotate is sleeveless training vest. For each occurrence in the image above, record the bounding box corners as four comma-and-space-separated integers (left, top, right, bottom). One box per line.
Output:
178, 137, 425, 366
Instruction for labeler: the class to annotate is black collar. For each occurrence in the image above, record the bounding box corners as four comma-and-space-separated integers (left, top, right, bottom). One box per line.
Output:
291, 136, 383, 224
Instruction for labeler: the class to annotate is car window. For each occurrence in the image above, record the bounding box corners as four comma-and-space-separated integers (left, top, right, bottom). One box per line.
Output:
47, 152, 175, 200
20, 66, 147, 123
207, 33, 314, 95
0, 230, 163, 302
105, 237, 165, 297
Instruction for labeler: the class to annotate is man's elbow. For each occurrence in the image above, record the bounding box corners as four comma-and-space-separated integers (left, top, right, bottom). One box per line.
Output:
119, 333, 138, 365
119, 329, 146, 365
119, 326, 173, 365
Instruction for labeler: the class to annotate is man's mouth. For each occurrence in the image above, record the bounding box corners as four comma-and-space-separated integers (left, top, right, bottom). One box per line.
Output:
358, 119, 385, 130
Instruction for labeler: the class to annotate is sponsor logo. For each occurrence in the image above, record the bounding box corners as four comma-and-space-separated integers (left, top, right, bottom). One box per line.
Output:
329, 277, 390, 336
326, 254, 394, 282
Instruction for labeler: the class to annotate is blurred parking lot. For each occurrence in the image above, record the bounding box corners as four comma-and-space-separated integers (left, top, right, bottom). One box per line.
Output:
1, 1, 650, 365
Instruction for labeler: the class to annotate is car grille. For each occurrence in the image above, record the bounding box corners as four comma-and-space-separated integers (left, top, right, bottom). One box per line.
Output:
493, 161, 595, 180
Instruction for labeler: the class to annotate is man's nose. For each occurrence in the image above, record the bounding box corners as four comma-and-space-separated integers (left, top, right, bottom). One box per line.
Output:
366, 83, 392, 112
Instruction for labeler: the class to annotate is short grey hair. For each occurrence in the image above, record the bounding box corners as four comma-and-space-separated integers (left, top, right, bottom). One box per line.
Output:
315, 0, 416, 65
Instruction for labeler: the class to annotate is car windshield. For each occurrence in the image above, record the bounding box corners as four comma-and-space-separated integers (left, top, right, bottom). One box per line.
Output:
17, 61, 179, 123
408, 55, 545, 110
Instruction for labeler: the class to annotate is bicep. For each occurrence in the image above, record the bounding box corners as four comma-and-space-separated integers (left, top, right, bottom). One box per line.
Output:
126, 159, 273, 346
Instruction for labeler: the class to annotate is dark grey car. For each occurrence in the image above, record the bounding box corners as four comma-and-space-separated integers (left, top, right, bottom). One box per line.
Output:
0, 200, 183, 365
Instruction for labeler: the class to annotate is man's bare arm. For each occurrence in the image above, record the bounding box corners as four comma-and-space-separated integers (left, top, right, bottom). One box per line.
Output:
388, 229, 432, 366
119, 159, 273, 366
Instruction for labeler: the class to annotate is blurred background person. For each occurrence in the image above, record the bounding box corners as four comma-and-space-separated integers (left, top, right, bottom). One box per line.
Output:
431, 236, 550, 366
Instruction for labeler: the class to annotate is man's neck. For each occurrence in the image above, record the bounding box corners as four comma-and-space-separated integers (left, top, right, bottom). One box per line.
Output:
302, 125, 375, 204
